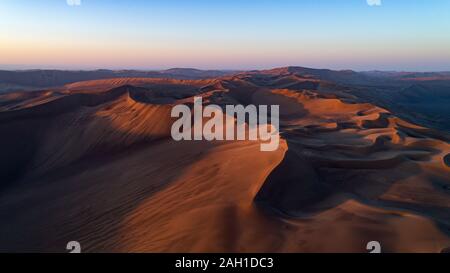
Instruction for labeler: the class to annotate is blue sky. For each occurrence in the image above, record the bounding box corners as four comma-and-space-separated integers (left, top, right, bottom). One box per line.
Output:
1, 0, 450, 71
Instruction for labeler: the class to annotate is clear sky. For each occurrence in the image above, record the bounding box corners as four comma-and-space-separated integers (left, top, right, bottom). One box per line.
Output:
1, 0, 450, 71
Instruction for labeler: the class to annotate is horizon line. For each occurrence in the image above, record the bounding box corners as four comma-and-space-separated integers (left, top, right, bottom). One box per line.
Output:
1, 65, 449, 74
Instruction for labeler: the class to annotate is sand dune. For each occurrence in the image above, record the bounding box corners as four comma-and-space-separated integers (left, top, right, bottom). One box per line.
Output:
0, 69, 236, 91
0, 70, 449, 253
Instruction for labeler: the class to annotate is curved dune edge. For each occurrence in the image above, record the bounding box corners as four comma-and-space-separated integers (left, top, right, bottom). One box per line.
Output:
0, 75, 449, 253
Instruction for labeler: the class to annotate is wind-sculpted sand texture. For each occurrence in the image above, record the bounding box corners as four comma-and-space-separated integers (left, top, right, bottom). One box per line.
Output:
0, 69, 449, 253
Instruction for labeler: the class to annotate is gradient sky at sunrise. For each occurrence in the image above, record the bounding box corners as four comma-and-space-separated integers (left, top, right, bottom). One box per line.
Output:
1, 0, 450, 71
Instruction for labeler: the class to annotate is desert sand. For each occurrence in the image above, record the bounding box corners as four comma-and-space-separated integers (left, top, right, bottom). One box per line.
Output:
0, 68, 449, 253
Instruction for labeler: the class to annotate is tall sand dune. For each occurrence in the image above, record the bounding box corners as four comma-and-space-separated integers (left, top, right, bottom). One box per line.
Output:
0, 71, 449, 253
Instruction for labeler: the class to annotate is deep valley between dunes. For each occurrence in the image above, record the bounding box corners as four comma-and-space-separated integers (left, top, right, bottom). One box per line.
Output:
0, 68, 449, 252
